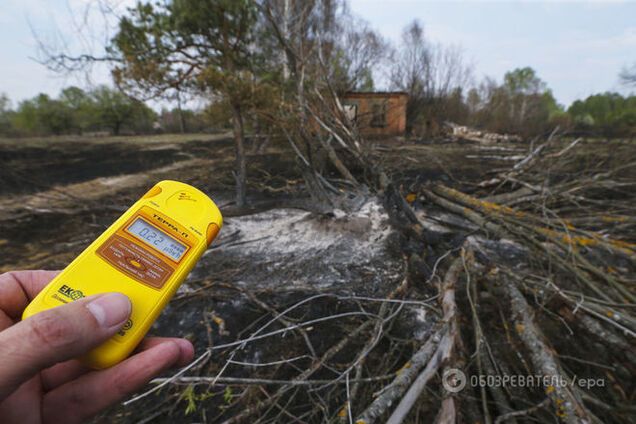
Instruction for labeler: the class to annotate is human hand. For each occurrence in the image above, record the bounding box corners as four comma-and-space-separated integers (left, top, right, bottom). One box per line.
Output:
0, 270, 194, 424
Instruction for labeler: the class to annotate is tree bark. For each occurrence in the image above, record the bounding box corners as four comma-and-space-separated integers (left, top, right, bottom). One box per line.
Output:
176, 91, 186, 134
498, 276, 593, 424
231, 102, 247, 207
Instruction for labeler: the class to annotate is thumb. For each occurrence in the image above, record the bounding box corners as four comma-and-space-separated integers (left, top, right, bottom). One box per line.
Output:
0, 293, 131, 400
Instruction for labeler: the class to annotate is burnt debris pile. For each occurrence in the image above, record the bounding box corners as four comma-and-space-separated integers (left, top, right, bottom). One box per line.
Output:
119, 132, 635, 424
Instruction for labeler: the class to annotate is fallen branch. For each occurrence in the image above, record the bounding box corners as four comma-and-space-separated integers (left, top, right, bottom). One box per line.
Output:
498, 275, 593, 424
385, 255, 465, 424
355, 324, 446, 423
494, 398, 550, 424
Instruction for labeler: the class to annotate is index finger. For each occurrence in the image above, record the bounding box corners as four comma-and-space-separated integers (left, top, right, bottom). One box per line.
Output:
0, 271, 60, 319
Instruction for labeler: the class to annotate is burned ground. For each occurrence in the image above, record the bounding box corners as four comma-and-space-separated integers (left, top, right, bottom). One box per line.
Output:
1, 134, 634, 423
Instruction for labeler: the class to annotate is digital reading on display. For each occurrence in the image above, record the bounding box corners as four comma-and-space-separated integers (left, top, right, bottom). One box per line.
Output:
127, 218, 186, 261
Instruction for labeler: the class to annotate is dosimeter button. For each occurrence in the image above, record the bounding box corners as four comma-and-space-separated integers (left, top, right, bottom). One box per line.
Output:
128, 257, 144, 270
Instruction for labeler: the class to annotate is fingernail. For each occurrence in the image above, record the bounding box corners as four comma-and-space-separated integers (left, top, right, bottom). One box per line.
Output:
175, 339, 195, 361
86, 293, 131, 328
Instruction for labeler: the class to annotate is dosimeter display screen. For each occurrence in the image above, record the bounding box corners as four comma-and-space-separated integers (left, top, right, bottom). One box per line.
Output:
127, 218, 186, 261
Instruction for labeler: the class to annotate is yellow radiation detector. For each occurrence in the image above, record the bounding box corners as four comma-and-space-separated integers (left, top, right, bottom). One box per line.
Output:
22, 180, 222, 369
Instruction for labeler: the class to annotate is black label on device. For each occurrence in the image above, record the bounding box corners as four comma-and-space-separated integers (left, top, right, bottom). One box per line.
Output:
58, 284, 86, 301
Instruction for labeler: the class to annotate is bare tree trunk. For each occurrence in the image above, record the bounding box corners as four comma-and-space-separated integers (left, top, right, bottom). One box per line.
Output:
281, 0, 290, 81
231, 102, 247, 207
176, 90, 186, 134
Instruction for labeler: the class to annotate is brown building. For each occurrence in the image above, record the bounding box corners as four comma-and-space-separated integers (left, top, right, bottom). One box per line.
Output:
341, 92, 408, 137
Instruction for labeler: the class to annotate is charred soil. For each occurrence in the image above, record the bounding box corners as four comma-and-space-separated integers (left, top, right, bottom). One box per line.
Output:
1, 133, 634, 423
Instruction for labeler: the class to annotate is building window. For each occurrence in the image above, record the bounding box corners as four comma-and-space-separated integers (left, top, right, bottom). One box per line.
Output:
343, 103, 358, 122
370, 102, 387, 127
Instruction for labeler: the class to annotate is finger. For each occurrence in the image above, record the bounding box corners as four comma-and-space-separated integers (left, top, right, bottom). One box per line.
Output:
42, 341, 184, 424
0, 270, 60, 318
0, 376, 41, 424
0, 309, 14, 331
135, 337, 195, 367
0, 292, 131, 400
40, 360, 90, 392
41, 337, 194, 391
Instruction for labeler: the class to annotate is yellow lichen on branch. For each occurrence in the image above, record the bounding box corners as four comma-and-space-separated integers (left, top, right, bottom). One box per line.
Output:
433, 184, 636, 256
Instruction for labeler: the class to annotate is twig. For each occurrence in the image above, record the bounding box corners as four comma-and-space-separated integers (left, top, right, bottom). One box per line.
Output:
385, 256, 465, 424
494, 398, 550, 424
355, 324, 446, 423
149, 375, 395, 386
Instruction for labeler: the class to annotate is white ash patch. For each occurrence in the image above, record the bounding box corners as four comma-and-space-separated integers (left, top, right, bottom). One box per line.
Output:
190, 198, 401, 294
412, 307, 431, 341
214, 200, 391, 257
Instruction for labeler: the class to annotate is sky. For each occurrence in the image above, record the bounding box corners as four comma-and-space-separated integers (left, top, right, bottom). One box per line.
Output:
1, 0, 635, 109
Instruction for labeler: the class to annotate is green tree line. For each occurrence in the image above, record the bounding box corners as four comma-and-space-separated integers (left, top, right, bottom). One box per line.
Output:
387, 20, 635, 138
5, 1, 635, 144
0, 86, 156, 136
462, 67, 636, 138
568, 92, 636, 137
2, 75, 634, 140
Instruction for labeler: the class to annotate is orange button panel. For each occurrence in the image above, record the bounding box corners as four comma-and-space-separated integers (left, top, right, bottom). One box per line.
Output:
96, 234, 174, 289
